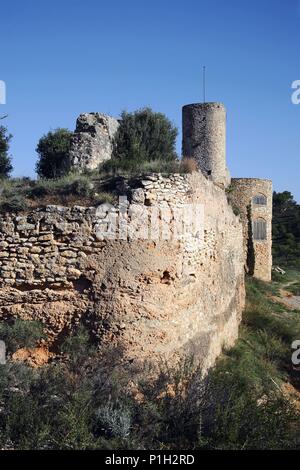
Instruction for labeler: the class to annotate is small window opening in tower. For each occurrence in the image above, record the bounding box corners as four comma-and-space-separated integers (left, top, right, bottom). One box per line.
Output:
253, 194, 267, 206
253, 218, 267, 241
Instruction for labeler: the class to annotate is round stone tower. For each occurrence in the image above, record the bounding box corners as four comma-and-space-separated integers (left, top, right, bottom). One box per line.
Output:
182, 102, 230, 188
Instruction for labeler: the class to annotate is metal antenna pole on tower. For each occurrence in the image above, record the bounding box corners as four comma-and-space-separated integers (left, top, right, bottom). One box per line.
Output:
203, 66, 206, 103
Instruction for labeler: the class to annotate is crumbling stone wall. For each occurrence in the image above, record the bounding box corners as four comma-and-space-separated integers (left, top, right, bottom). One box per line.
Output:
0, 172, 245, 372
229, 178, 273, 282
69, 113, 119, 171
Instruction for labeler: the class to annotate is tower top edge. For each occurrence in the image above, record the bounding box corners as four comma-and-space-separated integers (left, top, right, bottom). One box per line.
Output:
182, 102, 225, 110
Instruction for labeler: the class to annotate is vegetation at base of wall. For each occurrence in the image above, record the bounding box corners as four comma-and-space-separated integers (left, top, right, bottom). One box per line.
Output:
0, 319, 46, 355
0, 276, 299, 450
0, 194, 28, 212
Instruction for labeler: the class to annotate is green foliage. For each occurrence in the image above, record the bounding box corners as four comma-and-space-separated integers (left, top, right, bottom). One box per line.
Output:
194, 276, 300, 450
245, 277, 300, 344
199, 374, 296, 450
59, 324, 97, 369
100, 157, 198, 177
287, 281, 300, 296
0, 278, 299, 450
232, 206, 240, 216
95, 401, 132, 439
0, 126, 13, 178
273, 191, 300, 266
101, 158, 181, 175
112, 108, 178, 164
0, 319, 45, 354
0, 178, 31, 212
68, 178, 93, 197
0, 194, 28, 212
35, 128, 73, 179
0, 173, 116, 213
28, 173, 93, 198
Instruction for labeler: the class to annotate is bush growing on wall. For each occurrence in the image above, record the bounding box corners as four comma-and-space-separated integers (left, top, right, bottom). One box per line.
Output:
112, 108, 178, 163
35, 128, 73, 179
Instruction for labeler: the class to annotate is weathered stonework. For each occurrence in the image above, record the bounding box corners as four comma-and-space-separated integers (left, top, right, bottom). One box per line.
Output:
69, 113, 119, 171
0, 101, 273, 373
229, 178, 273, 282
182, 103, 231, 188
0, 172, 245, 372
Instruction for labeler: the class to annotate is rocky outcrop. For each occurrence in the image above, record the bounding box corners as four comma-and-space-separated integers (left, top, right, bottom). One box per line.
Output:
69, 113, 119, 171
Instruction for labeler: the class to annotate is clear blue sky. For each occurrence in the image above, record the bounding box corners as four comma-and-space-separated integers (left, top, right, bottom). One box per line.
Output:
1, 0, 300, 200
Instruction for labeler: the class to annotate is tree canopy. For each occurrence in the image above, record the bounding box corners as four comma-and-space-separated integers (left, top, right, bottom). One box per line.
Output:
0, 125, 13, 178
272, 191, 300, 264
112, 108, 178, 163
36, 128, 73, 179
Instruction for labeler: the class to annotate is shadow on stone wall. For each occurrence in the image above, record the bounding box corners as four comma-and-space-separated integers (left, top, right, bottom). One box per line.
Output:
246, 204, 255, 276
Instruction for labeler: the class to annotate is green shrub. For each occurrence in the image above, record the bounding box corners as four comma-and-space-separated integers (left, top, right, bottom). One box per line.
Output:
245, 277, 300, 344
232, 206, 241, 216
198, 373, 297, 450
0, 126, 13, 178
27, 174, 93, 199
100, 156, 200, 176
251, 329, 287, 363
0, 194, 28, 212
36, 128, 73, 179
95, 401, 132, 439
28, 182, 52, 198
100, 158, 181, 175
59, 325, 96, 367
112, 108, 178, 164
93, 192, 115, 205
0, 276, 299, 450
287, 282, 300, 296
272, 270, 286, 283
272, 191, 300, 264
67, 178, 93, 197
0, 319, 45, 354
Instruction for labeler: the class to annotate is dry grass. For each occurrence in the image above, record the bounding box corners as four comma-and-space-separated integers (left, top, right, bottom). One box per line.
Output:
180, 157, 198, 173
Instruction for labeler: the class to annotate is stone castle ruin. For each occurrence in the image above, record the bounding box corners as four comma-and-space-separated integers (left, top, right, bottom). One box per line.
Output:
0, 102, 272, 372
